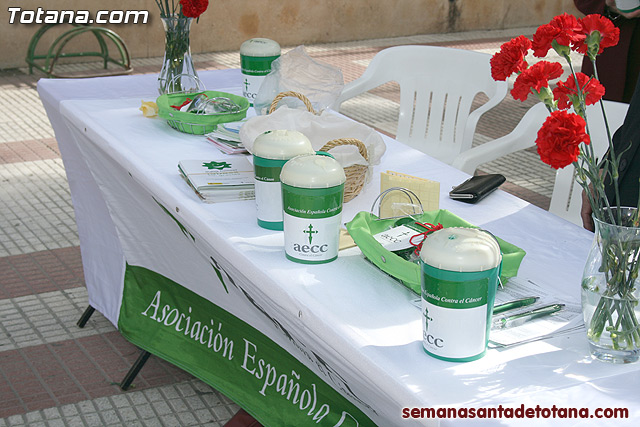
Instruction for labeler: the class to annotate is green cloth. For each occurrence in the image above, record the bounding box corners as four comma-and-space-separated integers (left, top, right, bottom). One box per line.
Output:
345, 210, 526, 294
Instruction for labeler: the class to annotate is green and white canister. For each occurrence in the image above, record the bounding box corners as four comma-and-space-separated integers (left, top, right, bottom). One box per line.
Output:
252, 130, 315, 230
280, 154, 346, 264
240, 38, 281, 106
419, 228, 502, 362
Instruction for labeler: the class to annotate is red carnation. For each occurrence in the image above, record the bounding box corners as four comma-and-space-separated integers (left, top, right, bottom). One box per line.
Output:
511, 61, 564, 102
574, 14, 620, 57
532, 24, 559, 57
550, 13, 582, 46
536, 110, 590, 169
180, 0, 209, 18
490, 35, 532, 81
553, 73, 605, 109
532, 13, 582, 57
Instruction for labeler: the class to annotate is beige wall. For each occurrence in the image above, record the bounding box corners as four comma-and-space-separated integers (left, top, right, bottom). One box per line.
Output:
1, 0, 580, 69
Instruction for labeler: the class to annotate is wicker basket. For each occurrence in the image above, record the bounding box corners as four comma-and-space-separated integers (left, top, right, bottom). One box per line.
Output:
268, 90, 318, 114
269, 91, 370, 202
319, 138, 369, 202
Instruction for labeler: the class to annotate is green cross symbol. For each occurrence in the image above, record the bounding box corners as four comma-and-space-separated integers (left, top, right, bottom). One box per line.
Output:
303, 224, 318, 244
424, 307, 433, 331
203, 161, 231, 170
243, 78, 250, 92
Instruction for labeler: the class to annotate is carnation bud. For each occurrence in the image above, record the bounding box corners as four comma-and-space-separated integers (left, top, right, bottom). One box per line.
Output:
585, 31, 602, 61
537, 86, 557, 110
572, 98, 586, 118
551, 39, 572, 61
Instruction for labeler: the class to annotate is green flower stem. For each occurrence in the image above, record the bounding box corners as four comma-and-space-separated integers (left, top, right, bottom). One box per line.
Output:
155, 0, 178, 18
163, 16, 191, 66
588, 226, 640, 350
158, 15, 197, 95
566, 58, 619, 227
591, 58, 623, 225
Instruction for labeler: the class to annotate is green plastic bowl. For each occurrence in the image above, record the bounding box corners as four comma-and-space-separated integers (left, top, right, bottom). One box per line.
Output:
156, 91, 249, 135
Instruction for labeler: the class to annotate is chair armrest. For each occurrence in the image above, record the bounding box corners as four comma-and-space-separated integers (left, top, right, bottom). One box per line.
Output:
333, 77, 384, 111
461, 80, 509, 150
453, 102, 548, 174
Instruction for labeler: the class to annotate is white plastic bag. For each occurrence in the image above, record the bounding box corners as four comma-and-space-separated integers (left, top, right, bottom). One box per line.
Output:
239, 106, 386, 171
254, 46, 344, 115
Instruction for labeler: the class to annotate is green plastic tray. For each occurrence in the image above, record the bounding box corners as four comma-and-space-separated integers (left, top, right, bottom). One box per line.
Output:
345, 209, 526, 294
156, 91, 249, 135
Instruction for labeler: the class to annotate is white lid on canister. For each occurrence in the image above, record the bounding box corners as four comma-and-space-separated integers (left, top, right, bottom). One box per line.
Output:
280, 154, 346, 188
240, 38, 281, 56
419, 227, 502, 272
252, 130, 315, 160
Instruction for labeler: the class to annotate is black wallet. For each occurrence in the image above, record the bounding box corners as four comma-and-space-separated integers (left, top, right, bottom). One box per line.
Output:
449, 174, 506, 204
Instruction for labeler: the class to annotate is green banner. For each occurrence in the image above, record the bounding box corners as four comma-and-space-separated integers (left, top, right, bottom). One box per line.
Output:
118, 264, 374, 427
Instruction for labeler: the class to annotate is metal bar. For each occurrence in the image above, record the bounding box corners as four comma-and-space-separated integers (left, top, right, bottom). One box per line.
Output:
76, 305, 95, 328
120, 350, 151, 391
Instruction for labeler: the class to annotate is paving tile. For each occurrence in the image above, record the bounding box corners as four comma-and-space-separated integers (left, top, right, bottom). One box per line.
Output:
119, 407, 139, 423
185, 394, 207, 411
80, 413, 102, 427
99, 409, 120, 425
0, 160, 78, 257
0, 332, 197, 419
0, 139, 59, 165
0, 287, 115, 352
134, 403, 155, 420
159, 414, 180, 427
7, 415, 24, 426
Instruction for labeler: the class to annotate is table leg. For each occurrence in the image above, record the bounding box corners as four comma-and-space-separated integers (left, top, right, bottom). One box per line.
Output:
120, 349, 151, 391
76, 305, 95, 328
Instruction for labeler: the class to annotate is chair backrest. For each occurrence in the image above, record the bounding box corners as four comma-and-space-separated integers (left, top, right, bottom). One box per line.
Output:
336, 45, 508, 164
549, 100, 630, 225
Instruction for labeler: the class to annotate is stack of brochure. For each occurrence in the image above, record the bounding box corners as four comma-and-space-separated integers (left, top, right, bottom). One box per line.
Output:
178, 158, 255, 203
205, 121, 248, 154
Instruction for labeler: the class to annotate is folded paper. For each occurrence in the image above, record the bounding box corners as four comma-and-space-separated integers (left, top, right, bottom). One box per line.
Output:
380, 171, 439, 218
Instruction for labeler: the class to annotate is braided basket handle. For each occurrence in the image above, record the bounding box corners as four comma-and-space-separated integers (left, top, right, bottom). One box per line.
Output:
268, 91, 317, 114
320, 138, 369, 162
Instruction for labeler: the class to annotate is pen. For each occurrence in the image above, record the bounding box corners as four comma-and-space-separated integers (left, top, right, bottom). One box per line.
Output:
492, 296, 539, 315
492, 303, 565, 330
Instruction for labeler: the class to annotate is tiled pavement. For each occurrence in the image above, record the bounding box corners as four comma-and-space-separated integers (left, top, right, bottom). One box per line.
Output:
1, 27, 576, 426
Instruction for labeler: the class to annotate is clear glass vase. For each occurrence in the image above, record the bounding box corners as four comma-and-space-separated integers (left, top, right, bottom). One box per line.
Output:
581, 207, 640, 363
158, 15, 201, 95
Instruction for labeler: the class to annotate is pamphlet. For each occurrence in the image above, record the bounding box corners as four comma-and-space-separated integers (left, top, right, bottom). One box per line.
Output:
205, 120, 248, 154
488, 276, 584, 348
178, 158, 255, 203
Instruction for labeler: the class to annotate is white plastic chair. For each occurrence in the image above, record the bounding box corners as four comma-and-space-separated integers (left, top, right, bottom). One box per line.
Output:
334, 45, 508, 164
452, 100, 629, 225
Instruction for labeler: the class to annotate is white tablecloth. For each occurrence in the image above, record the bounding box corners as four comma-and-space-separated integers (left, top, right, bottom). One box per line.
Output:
38, 70, 640, 426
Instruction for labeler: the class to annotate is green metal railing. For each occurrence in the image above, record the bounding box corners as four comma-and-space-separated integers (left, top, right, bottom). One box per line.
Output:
26, 24, 133, 78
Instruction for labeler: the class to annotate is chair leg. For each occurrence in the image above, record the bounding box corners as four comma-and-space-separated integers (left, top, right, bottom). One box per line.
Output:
120, 349, 151, 391
76, 305, 95, 328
